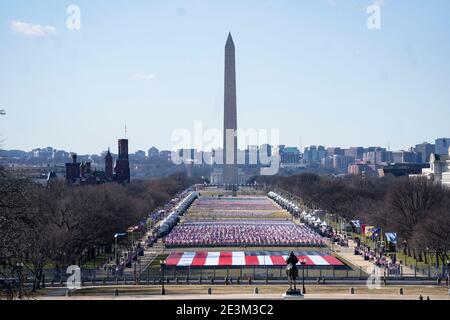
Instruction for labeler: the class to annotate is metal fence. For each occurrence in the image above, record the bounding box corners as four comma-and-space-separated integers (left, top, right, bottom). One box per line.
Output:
12, 264, 448, 287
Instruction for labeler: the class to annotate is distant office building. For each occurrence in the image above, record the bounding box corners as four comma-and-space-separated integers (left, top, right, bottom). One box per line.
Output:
391, 150, 416, 164
148, 147, 160, 158
177, 149, 204, 165
318, 146, 327, 162
133, 150, 146, 160
280, 147, 301, 165
415, 142, 435, 163
53, 150, 70, 163
348, 163, 378, 177
0, 149, 29, 160
211, 148, 223, 165
260, 144, 272, 158
321, 156, 334, 169
178, 149, 193, 160
32, 147, 54, 161
246, 146, 259, 165
435, 138, 450, 156
303, 146, 315, 162
327, 147, 344, 157
363, 148, 388, 165
333, 154, 353, 173
159, 150, 172, 162
345, 147, 364, 160
302, 145, 327, 164
382, 163, 429, 177
202, 151, 213, 166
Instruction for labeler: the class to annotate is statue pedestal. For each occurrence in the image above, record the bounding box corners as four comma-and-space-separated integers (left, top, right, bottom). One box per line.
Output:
283, 289, 304, 299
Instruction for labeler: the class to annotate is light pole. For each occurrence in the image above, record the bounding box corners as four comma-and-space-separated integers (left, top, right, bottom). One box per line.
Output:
301, 259, 307, 295
446, 259, 450, 288
160, 260, 166, 295
16, 262, 24, 299
114, 233, 127, 281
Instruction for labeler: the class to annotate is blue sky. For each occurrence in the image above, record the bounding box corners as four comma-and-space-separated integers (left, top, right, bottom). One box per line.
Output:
0, 0, 449, 154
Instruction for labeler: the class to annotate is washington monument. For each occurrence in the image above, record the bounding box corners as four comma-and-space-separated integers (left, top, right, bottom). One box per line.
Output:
223, 33, 239, 185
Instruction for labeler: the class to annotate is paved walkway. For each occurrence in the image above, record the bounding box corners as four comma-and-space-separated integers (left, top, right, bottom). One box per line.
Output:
332, 239, 422, 277
332, 240, 376, 274
37, 293, 450, 301
95, 222, 165, 280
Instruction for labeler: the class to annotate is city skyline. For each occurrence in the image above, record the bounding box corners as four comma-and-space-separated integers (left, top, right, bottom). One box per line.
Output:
0, 138, 447, 155
1, 1, 450, 154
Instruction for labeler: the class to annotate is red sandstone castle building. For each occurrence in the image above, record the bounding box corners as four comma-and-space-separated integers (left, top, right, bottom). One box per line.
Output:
65, 139, 130, 184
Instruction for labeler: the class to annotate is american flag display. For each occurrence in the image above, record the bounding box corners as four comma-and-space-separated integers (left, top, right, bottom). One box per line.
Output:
165, 251, 344, 268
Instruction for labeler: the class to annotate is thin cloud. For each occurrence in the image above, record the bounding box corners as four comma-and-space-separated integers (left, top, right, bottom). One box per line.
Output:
129, 73, 157, 81
374, 0, 386, 6
10, 20, 56, 37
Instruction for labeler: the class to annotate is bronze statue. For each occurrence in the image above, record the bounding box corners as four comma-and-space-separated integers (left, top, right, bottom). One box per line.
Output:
286, 251, 300, 293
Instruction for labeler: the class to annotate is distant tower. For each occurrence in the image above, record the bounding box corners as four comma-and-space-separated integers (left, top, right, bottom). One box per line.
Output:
65, 153, 80, 183
115, 139, 130, 183
223, 33, 238, 186
105, 148, 113, 180
118, 139, 129, 160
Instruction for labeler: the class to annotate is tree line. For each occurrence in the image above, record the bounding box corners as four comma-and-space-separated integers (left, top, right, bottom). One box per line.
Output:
256, 173, 450, 267
0, 167, 198, 299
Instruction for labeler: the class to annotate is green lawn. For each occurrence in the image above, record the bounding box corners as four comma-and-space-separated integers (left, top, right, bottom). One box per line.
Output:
81, 253, 113, 269
395, 251, 445, 271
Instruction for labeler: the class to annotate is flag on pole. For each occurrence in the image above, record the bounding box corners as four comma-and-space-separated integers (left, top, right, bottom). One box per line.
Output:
385, 233, 398, 244
351, 220, 361, 228
365, 226, 376, 237
361, 224, 367, 235
114, 233, 127, 239
370, 228, 381, 240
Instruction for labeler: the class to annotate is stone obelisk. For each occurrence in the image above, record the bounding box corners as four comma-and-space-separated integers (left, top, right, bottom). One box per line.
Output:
223, 33, 238, 186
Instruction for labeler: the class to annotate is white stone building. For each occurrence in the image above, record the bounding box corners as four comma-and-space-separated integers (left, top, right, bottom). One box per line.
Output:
410, 147, 450, 188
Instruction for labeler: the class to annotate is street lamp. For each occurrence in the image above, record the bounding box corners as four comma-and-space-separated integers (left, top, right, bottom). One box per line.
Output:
446, 259, 450, 288
160, 260, 166, 295
114, 233, 127, 281
16, 262, 24, 299
300, 259, 307, 295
